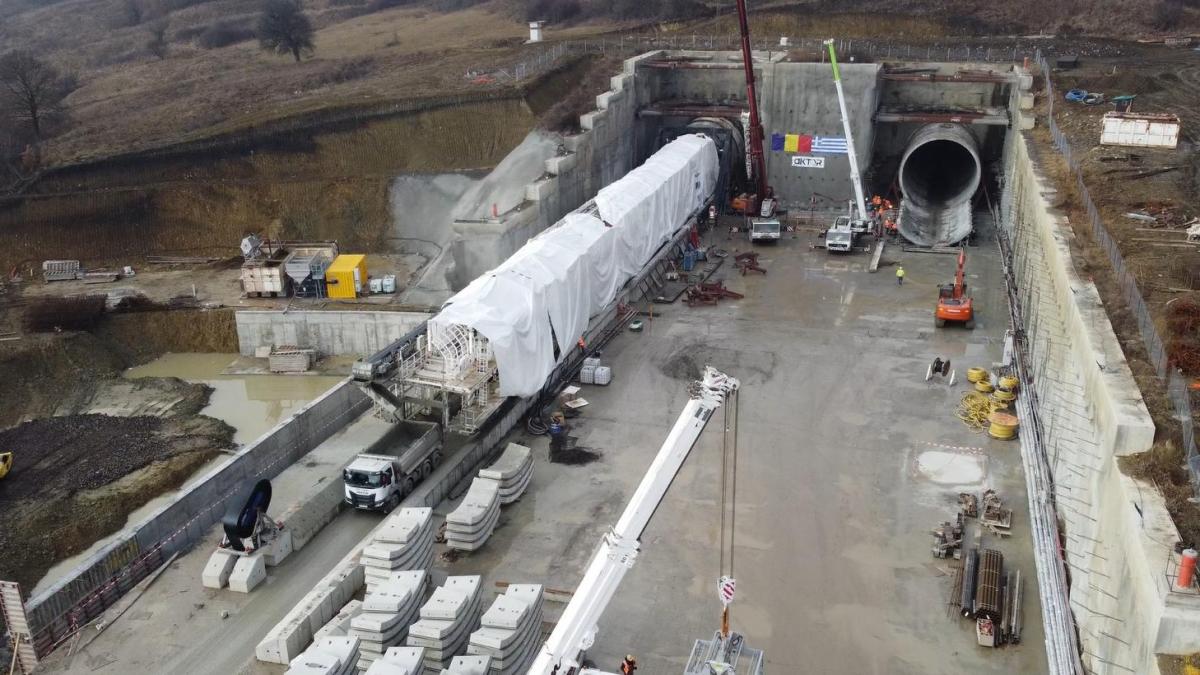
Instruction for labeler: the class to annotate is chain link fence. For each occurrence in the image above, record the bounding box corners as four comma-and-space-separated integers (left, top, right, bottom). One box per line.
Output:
1035, 52, 1200, 492
487, 34, 1032, 84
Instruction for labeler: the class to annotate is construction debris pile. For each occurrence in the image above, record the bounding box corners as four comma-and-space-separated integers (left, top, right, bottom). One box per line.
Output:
934, 487, 1023, 649
446, 478, 502, 551
406, 575, 484, 671
467, 584, 545, 674
352, 570, 428, 671
363, 508, 435, 591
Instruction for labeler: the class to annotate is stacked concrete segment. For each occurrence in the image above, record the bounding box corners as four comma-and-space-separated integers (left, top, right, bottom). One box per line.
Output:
466, 584, 543, 675
363, 646, 426, 675
441, 655, 492, 675
445, 479, 501, 552
406, 575, 483, 672
352, 570, 428, 672
478, 443, 533, 505
286, 636, 361, 675
362, 507, 435, 591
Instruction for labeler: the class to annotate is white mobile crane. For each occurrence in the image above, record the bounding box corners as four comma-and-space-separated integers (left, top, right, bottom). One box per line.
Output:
528, 367, 764, 675
823, 38, 873, 253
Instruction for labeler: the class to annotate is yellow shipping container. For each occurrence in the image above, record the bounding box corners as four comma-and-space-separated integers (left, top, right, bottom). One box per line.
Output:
325, 254, 367, 299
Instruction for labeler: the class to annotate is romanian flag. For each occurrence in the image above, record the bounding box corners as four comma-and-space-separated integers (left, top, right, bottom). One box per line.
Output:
784, 134, 814, 153
770, 133, 784, 152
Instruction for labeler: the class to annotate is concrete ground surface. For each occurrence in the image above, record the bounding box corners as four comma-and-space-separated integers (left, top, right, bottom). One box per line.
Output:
419, 228, 1047, 673
34, 413, 393, 675
32, 227, 1048, 675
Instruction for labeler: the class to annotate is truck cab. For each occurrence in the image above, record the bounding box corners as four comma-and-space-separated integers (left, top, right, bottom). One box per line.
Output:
825, 217, 855, 253
749, 218, 782, 243
344, 455, 403, 512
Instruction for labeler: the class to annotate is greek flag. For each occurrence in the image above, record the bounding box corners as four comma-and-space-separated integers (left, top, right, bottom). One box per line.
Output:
812, 135, 849, 154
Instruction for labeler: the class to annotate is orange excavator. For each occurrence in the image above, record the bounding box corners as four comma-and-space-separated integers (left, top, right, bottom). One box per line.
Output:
936, 249, 975, 329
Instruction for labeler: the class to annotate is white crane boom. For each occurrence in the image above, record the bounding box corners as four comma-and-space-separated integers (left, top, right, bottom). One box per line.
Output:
528, 367, 741, 675
824, 39, 868, 223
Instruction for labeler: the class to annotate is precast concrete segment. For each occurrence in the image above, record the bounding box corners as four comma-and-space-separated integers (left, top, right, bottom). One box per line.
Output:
898, 123, 981, 246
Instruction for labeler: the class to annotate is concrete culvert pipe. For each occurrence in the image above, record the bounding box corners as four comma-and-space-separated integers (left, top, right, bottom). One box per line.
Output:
898, 124, 981, 246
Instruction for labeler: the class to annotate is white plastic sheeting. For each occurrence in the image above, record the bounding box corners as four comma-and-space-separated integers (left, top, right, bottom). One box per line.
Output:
430, 134, 719, 397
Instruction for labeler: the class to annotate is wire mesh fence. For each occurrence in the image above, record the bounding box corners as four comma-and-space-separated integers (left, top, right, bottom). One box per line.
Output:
490, 35, 1031, 84
1035, 51, 1200, 491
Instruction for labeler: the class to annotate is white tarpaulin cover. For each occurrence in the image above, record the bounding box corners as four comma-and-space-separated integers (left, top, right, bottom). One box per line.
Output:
430, 134, 719, 397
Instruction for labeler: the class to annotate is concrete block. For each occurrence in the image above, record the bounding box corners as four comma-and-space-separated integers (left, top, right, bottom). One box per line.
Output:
228, 553, 267, 593
544, 153, 576, 176
524, 177, 558, 202
264, 529, 294, 566
596, 90, 616, 110
444, 655, 491, 674
257, 612, 313, 664
314, 599, 363, 641
1018, 112, 1035, 131
563, 132, 591, 152
201, 549, 237, 589
1019, 92, 1035, 110
306, 591, 337, 636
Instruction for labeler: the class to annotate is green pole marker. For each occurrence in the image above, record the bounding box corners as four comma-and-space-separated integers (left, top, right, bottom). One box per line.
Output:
824, 39, 841, 82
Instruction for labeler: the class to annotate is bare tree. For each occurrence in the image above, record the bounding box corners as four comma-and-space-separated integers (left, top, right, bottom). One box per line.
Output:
147, 19, 170, 59
0, 51, 76, 139
257, 0, 315, 63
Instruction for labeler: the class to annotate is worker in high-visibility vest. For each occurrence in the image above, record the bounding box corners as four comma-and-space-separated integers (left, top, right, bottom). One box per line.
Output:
870, 195, 883, 215
620, 655, 638, 674
896, 266, 906, 285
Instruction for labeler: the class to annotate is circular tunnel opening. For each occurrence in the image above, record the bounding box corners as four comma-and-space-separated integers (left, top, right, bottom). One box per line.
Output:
900, 138, 980, 205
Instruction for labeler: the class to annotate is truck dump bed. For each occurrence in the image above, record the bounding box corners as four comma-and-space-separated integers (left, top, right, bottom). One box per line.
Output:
360, 420, 441, 475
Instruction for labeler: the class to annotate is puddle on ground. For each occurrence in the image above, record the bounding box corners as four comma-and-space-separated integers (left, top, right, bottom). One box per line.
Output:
915, 450, 986, 486
126, 353, 344, 444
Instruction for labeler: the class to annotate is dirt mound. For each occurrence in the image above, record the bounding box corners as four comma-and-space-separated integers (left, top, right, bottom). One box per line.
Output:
0, 413, 232, 590
550, 447, 601, 465
659, 343, 779, 384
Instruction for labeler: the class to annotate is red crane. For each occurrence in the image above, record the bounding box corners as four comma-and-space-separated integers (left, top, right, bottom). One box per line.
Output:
735, 0, 771, 214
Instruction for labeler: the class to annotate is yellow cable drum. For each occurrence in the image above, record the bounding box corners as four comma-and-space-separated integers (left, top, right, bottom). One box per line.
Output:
974, 380, 995, 393
988, 412, 1019, 440
966, 367, 990, 383
998, 375, 1019, 392
992, 388, 1016, 402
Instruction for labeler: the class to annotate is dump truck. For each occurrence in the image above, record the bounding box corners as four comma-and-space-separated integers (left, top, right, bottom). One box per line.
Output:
343, 420, 443, 512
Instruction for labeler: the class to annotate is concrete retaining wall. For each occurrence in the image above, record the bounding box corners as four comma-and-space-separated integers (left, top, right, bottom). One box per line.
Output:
23, 379, 370, 648
638, 52, 880, 209
448, 52, 653, 288
235, 310, 432, 357
1004, 128, 1200, 674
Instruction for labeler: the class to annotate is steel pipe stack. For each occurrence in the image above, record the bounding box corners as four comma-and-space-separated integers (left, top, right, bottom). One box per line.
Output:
960, 548, 979, 618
